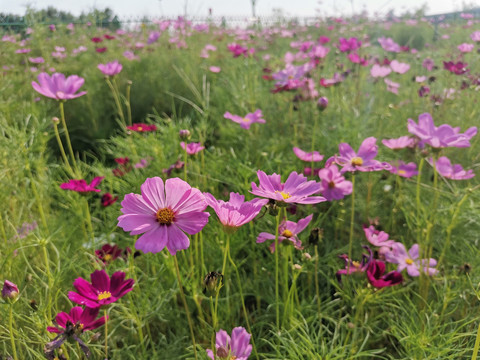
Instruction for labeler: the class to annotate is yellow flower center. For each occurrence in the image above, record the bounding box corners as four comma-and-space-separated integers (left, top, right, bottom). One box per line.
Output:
352, 261, 361, 268
78, 323, 84, 331
242, 118, 250, 123
405, 258, 414, 265
156, 208, 175, 225
351, 157, 363, 166
275, 191, 291, 200
282, 229, 294, 238
137, 126, 143, 131
97, 291, 112, 301
103, 254, 112, 262
398, 170, 406, 175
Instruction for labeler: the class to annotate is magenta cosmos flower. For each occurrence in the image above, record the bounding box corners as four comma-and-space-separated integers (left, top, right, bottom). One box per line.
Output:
224, 109, 266, 130
363, 225, 395, 252
60, 176, 104, 193
428, 156, 475, 180
407, 113, 477, 148
68, 269, 134, 308
293, 147, 324, 162
388, 160, 418, 178
326, 137, 385, 173
32, 72, 87, 100
204, 192, 268, 233
366, 258, 403, 288
47, 306, 106, 334
207, 327, 252, 360
385, 243, 437, 277
318, 165, 353, 201
382, 136, 415, 149
250, 170, 325, 205
127, 123, 157, 132
98, 60, 122, 76
181, 141, 205, 155
117, 177, 210, 254
2, 280, 19, 299
257, 214, 313, 252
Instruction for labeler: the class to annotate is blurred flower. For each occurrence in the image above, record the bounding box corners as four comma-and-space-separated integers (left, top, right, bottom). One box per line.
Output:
317, 96, 328, 110
389, 60, 410, 74
60, 177, 104, 193
384, 78, 400, 94
387, 160, 418, 178
101, 193, 118, 207
382, 136, 415, 149
318, 164, 353, 201
338, 37, 361, 52
385, 243, 437, 277
257, 214, 313, 252
458, 43, 474, 53
32, 72, 87, 100
179, 129, 191, 140
378, 36, 401, 52
443, 61, 469, 75
418, 85, 430, 97
162, 159, 184, 176
180, 141, 205, 155
224, 109, 266, 130
471, 31, 480, 42
2, 280, 19, 300
250, 170, 325, 205
422, 58, 435, 71
95, 47, 107, 53
127, 123, 157, 132
29, 57, 45, 63
428, 156, 475, 180
117, 177, 210, 255
204, 192, 268, 233
370, 64, 391, 78
98, 60, 122, 76
209, 66, 221, 73
95, 244, 130, 264
68, 269, 134, 308
207, 327, 252, 360
293, 147, 324, 162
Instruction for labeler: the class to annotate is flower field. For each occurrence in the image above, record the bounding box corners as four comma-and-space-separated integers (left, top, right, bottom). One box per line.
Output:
1, 13, 480, 359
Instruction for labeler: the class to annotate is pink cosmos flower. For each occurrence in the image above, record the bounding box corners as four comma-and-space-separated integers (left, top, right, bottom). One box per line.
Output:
336, 253, 368, 281
471, 31, 480, 42
366, 257, 403, 288
257, 214, 313, 252
207, 327, 252, 360
390, 60, 410, 74
428, 156, 475, 180
250, 170, 325, 205
209, 66, 221, 73
29, 57, 45, 64
318, 165, 352, 201
378, 36, 401, 52
443, 61, 469, 75
385, 243, 437, 277
422, 58, 435, 71
293, 147, 324, 162
227, 43, 250, 57
204, 192, 268, 232
68, 270, 134, 308
47, 306, 106, 334
458, 43, 475, 53
224, 109, 266, 130
384, 78, 400, 94
180, 141, 205, 155
326, 137, 385, 173
363, 225, 395, 250
338, 37, 361, 52
382, 136, 415, 149
407, 112, 477, 148
388, 161, 418, 178
32, 72, 87, 100
60, 176, 104, 193
117, 177, 210, 254
127, 123, 157, 132
415, 76, 427, 83
98, 60, 122, 76
371, 64, 391, 78
2, 280, 19, 299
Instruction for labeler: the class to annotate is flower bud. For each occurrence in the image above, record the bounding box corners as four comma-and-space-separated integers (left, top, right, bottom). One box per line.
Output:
317, 96, 328, 111
2, 280, 19, 300
202, 271, 223, 296
179, 129, 191, 140
52, 117, 60, 125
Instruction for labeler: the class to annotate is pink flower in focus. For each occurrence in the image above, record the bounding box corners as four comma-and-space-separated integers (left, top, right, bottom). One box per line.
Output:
428, 156, 474, 180
385, 243, 437, 277
60, 177, 104, 193
47, 306, 105, 334
318, 165, 353, 201
98, 60, 122, 76
366, 257, 403, 288
250, 170, 325, 205
181, 142, 205, 155
206, 327, 252, 360
32, 72, 87, 100
117, 177, 210, 254
382, 136, 415, 149
2, 280, 19, 299
363, 225, 395, 249
204, 192, 268, 232
68, 270, 134, 308
293, 147, 324, 162
224, 109, 266, 130
257, 214, 313, 252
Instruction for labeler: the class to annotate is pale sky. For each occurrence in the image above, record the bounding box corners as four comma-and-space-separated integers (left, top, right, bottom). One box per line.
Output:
0, 0, 466, 19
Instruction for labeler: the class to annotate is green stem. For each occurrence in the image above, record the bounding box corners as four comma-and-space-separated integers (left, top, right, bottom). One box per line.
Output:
126, 81, 133, 126
209, 296, 217, 359
42, 243, 52, 321
472, 320, 480, 360
52, 120, 74, 177
25, 163, 49, 234
0, 212, 7, 246
274, 211, 281, 328
9, 304, 18, 360
59, 101, 79, 175
347, 174, 356, 269
83, 198, 94, 248
104, 309, 108, 359
173, 255, 198, 360
107, 77, 126, 126
416, 158, 425, 242
314, 245, 321, 320
183, 147, 188, 182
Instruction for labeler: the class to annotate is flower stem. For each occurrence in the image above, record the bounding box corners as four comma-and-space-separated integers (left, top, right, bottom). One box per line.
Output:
52, 120, 74, 177
183, 147, 188, 182
106, 77, 126, 126
9, 304, 18, 360
126, 80, 133, 126
173, 254, 198, 360
274, 211, 281, 328
472, 320, 480, 360
59, 101, 79, 176
104, 309, 108, 359
347, 173, 356, 270
209, 296, 217, 359
83, 198, 94, 248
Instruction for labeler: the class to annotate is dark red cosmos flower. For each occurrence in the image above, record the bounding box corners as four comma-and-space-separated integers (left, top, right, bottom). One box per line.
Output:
366, 259, 403, 288
443, 61, 469, 75
68, 270, 134, 308
101, 192, 118, 207
95, 244, 130, 264
45, 306, 106, 359
91, 37, 103, 43
126, 123, 157, 132
96, 47, 107, 53
104, 34, 115, 40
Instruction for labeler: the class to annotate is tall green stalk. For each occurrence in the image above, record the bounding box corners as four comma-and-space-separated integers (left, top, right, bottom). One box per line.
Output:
347, 173, 356, 269
59, 101, 79, 175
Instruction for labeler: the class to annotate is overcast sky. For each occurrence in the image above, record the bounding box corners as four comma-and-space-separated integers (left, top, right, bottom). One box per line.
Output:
0, 0, 466, 19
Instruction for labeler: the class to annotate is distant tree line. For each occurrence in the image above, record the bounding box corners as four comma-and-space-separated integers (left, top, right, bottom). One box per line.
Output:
0, 7, 121, 32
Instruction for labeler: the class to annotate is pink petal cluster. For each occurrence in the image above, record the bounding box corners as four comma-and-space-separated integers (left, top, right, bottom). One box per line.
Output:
207, 327, 252, 360
181, 141, 205, 155
98, 60, 122, 76
378, 37, 401, 52
458, 43, 475, 53
382, 136, 415, 149
224, 109, 266, 129
32, 72, 87, 100
389, 60, 410, 74
429, 156, 474, 180
318, 165, 352, 201
47, 307, 106, 333
257, 214, 313, 252
293, 147, 324, 162
117, 177, 210, 255
370, 64, 391, 78
204, 192, 268, 232
387, 161, 418, 178
385, 243, 437, 277
60, 176, 104, 193
250, 170, 325, 205
384, 78, 400, 94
